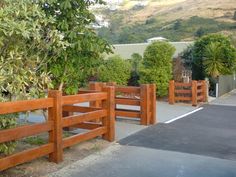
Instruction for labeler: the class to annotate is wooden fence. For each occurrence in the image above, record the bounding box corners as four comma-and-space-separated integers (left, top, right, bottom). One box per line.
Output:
169, 80, 207, 106
88, 82, 156, 125
0, 87, 115, 171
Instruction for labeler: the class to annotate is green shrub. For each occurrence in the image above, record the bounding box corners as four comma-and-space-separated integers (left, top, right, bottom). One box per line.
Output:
128, 53, 143, 86
0, 114, 17, 155
140, 41, 175, 97
24, 136, 46, 146
140, 68, 171, 96
98, 55, 131, 85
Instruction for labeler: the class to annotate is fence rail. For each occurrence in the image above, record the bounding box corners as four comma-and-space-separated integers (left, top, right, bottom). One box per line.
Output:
169, 80, 207, 106
0, 88, 115, 171
88, 82, 156, 125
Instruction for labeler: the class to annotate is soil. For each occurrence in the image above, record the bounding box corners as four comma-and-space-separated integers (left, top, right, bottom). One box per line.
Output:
0, 138, 110, 177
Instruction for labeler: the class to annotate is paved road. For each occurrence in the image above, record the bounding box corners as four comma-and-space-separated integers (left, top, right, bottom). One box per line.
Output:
50, 104, 236, 177
210, 89, 236, 106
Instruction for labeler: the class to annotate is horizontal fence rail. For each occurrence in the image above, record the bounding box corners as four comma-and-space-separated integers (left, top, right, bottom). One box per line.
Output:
88, 82, 157, 125
169, 80, 207, 106
0, 88, 115, 171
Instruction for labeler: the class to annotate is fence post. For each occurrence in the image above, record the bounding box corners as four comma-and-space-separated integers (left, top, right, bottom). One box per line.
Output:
169, 80, 175, 104
48, 90, 63, 163
102, 86, 115, 142
89, 82, 103, 108
201, 80, 208, 102
140, 84, 149, 125
192, 81, 198, 106
149, 84, 157, 125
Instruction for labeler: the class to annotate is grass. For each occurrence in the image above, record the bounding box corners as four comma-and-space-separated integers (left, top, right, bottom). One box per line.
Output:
24, 136, 46, 146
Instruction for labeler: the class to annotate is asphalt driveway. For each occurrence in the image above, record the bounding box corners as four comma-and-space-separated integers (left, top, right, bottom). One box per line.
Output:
50, 104, 236, 177
120, 105, 236, 160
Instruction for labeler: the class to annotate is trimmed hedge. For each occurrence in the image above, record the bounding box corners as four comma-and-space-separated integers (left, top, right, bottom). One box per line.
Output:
98, 55, 131, 85
140, 41, 175, 97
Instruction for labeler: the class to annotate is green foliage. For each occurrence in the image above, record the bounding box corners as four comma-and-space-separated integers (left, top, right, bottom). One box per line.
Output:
0, 113, 17, 155
140, 68, 171, 96
128, 53, 143, 86
192, 34, 236, 79
203, 42, 226, 78
140, 41, 175, 96
40, 0, 112, 94
24, 136, 46, 146
130, 53, 143, 72
180, 45, 194, 70
0, 0, 64, 155
98, 55, 131, 85
0, 0, 63, 100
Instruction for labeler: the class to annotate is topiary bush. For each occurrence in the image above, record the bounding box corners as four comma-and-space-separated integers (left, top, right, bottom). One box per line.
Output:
98, 55, 131, 85
139, 41, 175, 97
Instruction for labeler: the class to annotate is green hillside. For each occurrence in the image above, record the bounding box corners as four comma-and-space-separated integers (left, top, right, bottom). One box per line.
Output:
96, 0, 236, 43
98, 16, 236, 43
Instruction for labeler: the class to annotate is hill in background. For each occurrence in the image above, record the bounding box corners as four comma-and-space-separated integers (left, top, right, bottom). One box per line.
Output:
94, 0, 236, 44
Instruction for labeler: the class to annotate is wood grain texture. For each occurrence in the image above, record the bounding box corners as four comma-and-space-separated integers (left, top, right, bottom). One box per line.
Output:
62, 110, 107, 128
48, 90, 63, 163
62, 92, 107, 105
149, 84, 157, 125
192, 81, 198, 106
0, 122, 53, 143
63, 105, 101, 113
0, 143, 54, 171
115, 98, 140, 106
169, 80, 175, 104
102, 86, 115, 142
0, 98, 53, 115
63, 127, 107, 148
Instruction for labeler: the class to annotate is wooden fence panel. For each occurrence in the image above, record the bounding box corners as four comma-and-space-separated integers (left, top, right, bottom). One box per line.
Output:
88, 82, 156, 126
169, 80, 207, 106
0, 89, 115, 171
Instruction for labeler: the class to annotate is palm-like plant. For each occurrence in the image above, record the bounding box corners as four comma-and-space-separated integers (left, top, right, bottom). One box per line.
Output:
203, 42, 225, 79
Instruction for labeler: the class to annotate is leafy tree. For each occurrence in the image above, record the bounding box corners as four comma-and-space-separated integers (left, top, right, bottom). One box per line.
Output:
140, 41, 175, 96
0, 0, 63, 155
98, 55, 131, 85
192, 34, 236, 80
40, 0, 112, 94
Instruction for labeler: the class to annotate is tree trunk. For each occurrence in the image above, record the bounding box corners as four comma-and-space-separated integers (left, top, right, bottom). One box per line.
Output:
59, 82, 64, 92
